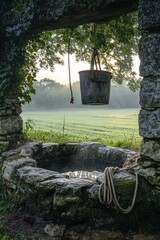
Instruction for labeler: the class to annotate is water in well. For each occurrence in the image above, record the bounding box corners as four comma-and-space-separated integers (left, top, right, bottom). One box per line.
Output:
32, 142, 131, 176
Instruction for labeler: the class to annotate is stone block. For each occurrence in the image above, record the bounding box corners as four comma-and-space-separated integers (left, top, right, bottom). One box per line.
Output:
138, 167, 160, 186
17, 166, 59, 184
0, 141, 9, 154
14, 107, 22, 115
97, 146, 127, 168
140, 140, 160, 162
0, 115, 23, 135
37, 177, 93, 191
0, 136, 7, 141
3, 158, 37, 182
139, 34, 160, 77
140, 78, 160, 108
139, 109, 160, 138
138, 0, 160, 30
0, 107, 21, 116
44, 224, 66, 237
0, 110, 8, 116
5, 132, 24, 142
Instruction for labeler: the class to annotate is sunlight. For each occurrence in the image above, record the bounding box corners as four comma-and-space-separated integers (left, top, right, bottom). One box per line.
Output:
36, 54, 140, 85
36, 54, 90, 85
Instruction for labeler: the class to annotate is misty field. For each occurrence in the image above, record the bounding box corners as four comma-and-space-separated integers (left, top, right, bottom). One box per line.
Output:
22, 108, 141, 148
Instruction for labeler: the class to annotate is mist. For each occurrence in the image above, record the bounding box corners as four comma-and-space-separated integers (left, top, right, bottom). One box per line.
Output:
23, 78, 140, 111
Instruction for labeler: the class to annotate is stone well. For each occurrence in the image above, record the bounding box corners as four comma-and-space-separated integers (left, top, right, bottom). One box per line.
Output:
2, 141, 149, 228
2, 141, 160, 232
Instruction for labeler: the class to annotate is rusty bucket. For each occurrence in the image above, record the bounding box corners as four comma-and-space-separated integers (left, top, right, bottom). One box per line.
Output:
79, 70, 112, 105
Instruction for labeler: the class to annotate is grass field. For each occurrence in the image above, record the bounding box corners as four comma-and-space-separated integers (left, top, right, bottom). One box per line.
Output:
22, 108, 141, 148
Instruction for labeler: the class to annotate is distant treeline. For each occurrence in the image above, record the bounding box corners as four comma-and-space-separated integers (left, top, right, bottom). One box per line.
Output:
23, 78, 140, 111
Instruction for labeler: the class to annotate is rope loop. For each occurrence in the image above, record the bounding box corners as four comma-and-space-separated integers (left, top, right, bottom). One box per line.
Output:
99, 165, 139, 214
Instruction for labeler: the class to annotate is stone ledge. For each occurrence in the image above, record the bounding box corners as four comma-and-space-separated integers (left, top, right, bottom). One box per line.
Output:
1, 141, 136, 172
3, 158, 37, 182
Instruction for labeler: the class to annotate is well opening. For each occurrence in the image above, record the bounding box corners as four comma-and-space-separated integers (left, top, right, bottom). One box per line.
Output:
32, 142, 129, 173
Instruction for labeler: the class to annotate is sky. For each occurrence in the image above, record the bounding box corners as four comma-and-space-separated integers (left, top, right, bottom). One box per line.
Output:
36, 54, 140, 85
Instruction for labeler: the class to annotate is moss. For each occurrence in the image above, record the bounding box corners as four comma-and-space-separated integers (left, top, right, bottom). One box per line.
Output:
132, 177, 160, 232
113, 178, 137, 209
0, 142, 9, 154
60, 206, 108, 224
115, 179, 135, 194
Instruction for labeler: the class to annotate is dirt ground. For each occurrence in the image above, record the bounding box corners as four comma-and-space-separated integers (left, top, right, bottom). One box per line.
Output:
1, 210, 160, 240
0, 210, 53, 240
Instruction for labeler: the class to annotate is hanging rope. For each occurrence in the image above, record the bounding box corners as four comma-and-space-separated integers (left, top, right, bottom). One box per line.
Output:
90, 47, 101, 71
98, 164, 139, 214
90, 23, 101, 71
68, 30, 74, 104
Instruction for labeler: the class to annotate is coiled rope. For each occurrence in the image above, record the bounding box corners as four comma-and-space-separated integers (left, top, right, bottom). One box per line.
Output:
98, 165, 139, 214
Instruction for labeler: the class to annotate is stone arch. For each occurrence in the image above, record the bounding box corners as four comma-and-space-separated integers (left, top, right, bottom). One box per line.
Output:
0, 0, 138, 146
1, 0, 160, 232
0, 0, 160, 179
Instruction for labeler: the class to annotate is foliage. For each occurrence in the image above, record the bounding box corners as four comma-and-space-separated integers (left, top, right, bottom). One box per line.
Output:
18, 33, 64, 104
0, 1, 140, 103
55, 13, 140, 91
24, 129, 140, 149
0, 234, 14, 240
24, 119, 35, 132
0, 232, 48, 240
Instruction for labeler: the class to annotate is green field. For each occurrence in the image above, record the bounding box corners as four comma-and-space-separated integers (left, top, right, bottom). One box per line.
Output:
22, 108, 141, 148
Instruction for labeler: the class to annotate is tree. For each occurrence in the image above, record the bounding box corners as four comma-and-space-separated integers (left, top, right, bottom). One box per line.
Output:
24, 78, 71, 110
19, 12, 140, 103
55, 13, 140, 91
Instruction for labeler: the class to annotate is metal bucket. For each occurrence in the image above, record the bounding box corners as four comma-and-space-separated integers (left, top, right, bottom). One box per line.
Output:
79, 70, 112, 105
